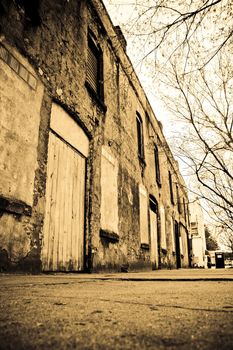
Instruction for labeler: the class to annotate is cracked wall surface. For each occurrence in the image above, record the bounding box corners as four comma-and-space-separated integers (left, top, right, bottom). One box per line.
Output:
0, 0, 190, 272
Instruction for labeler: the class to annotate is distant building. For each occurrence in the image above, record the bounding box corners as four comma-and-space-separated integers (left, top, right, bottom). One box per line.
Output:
0, 0, 190, 272
189, 198, 207, 267
224, 252, 233, 268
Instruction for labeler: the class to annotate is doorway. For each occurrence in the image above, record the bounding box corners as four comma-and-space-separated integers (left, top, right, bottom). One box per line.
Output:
174, 221, 181, 269
149, 196, 158, 270
42, 104, 89, 271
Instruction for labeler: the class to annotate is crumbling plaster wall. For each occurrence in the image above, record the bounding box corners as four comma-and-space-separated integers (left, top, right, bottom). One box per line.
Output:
0, 0, 100, 271
0, 40, 46, 271
0, 0, 190, 272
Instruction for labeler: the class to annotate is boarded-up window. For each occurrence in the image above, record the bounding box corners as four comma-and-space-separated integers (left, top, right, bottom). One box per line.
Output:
179, 235, 183, 255
86, 32, 103, 100
160, 205, 166, 250
170, 216, 175, 252
100, 147, 118, 233
136, 113, 144, 159
0, 44, 43, 207
139, 184, 149, 244
180, 224, 188, 259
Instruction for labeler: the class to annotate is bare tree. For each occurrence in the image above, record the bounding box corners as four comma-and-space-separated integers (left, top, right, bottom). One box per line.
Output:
218, 228, 233, 252
104, 0, 233, 72
205, 226, 219, 251
161, 47, 233, 236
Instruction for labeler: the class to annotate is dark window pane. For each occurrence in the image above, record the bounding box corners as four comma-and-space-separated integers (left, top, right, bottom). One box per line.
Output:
154, 145, 161, 185
86, 33, 104, 101
176, 185, 182, 213
87, 45, 98, 93
136, 114, 144, 159
169, 171, 174, 204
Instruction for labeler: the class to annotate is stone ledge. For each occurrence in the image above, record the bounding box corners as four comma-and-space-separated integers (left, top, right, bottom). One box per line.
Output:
0, 195, 32, 216
141, 243, 149, 250
99, 229, 119, 243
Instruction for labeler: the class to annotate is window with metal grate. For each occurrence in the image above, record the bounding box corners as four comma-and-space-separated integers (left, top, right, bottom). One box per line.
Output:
87, 43, 98, 92
86, 33, 103, 101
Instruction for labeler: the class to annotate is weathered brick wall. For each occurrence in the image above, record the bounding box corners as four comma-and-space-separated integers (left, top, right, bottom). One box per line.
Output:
0, 0, 190, 272
0, 41, 45, 271
0, 0, 96, 271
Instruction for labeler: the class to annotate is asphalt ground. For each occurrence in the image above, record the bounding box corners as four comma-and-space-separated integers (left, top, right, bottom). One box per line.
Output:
0, 270, 233, 350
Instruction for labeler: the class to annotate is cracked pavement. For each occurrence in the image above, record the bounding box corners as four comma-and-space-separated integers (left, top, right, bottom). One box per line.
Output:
0, 272, 233, 349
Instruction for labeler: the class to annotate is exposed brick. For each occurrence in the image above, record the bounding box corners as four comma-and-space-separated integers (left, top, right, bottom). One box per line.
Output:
0, 0, 191, 273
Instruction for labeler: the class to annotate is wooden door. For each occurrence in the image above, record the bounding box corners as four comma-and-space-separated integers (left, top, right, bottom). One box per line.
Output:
42, 132, 86, 271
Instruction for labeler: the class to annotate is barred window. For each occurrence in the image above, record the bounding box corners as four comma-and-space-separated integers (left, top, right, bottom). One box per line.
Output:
86, 33, 103, 100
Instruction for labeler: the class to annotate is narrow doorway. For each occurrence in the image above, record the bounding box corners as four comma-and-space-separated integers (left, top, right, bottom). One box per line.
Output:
174, 221, 181, 269
149, 196, 158, 270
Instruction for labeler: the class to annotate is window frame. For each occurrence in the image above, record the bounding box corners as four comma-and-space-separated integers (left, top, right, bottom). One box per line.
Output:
86, 31, 104, 103
154, 144, 161, 187
139, 184, 149, 247
169, 171, 174, 205
136, 112, 145, 161
176, 184, 182, 214
183, 198, 187, 222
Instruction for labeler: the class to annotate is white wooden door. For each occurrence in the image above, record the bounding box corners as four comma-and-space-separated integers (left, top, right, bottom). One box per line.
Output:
150, 209, 158, 269
42, 132, 86, 271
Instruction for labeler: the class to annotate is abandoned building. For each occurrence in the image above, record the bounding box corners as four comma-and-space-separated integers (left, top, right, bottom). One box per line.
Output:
0, 0, 191, 272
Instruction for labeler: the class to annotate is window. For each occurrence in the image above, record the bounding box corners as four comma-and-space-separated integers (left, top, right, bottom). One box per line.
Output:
154, 144, 161, 186
183, 198, 187, 222
100, 146, 118, 235
169, 171, 174, 204
170, 217, 175, 252
160, 205, 166, 250
136, 112, 144, 159
139, 184, 149, 245
186, 204, 190, 226
176, 185, 182, 213
86, 32, 103, 100
191, 222, 198, 235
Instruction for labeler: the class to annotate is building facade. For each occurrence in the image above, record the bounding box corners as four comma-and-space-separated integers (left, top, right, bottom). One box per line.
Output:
0, 0, 190, 272
189, 198, 207, 268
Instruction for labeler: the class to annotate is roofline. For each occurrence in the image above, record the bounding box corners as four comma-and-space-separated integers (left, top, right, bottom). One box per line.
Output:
90, 0, 188, 192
